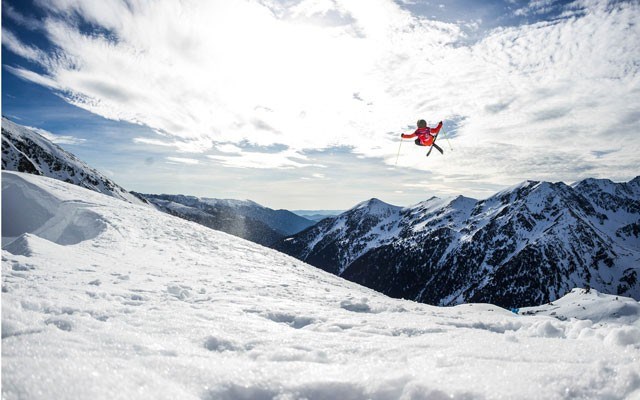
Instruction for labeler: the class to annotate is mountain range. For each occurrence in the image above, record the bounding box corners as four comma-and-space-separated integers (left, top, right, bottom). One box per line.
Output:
291, 209, 345, 222
137, 194, 315, 246
273, 179, 640, 308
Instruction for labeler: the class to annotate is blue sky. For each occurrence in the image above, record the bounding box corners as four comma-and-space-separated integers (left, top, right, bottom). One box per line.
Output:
2, 0, 639, 209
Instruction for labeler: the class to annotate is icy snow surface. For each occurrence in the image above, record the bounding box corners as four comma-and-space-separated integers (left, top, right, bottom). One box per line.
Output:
2, 171, 640, 400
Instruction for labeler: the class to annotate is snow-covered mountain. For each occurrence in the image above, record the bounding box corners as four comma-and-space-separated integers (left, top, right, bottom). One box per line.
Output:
274, 179, 640, 308
1, 117, 147, 205
3, 171, 640, 399
138, 193, 315, 246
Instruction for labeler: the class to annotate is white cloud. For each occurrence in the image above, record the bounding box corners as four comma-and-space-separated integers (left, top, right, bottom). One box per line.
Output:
133, 137, 175, 147
207, 149, 325, 169
133, 135, 211, 153
3, 0, 640, 187
1, 30, 47, 63
4, 65, 63, 90
26, 125, 86, 145
215, 143, 243, 154
166, 157, 199, 165
3, 4, 42, 30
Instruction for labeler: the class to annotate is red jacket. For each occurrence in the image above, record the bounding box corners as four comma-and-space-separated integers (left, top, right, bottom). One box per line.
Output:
401, 121, 442, 146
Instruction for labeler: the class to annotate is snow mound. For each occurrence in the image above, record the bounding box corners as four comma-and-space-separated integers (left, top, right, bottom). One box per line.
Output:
2, 172, 106, 248
520, 288, 640, 325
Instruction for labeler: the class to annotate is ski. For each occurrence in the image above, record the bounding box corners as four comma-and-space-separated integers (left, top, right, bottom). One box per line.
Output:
426, 137, 444, 157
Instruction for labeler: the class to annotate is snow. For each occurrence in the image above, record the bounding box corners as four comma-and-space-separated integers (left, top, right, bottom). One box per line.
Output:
2, 171, 640, 399
2, 175, 106, 246
519, 288, 640, 324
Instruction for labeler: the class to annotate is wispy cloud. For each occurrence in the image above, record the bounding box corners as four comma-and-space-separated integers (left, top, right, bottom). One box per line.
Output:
132, 136, 209, 152
133, 137, 175, 148
166, 157, 199, 165
26, 125, 86, 145
215, 143, 243, 154
513, 0, 561, 17
3, 0, 639, 188
2, 3, 42, 30
207, 149, 324, 169
1, 30, 47, 64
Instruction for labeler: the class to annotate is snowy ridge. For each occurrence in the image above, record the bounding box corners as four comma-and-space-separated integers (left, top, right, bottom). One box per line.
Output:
2, 171, 640, 399
199, 197, 260, 209
1, 117, 147, 206
275, 178, 640, 308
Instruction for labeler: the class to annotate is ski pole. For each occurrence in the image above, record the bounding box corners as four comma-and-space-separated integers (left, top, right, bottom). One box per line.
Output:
395, 136, 403, 165
441, 127, 453, 151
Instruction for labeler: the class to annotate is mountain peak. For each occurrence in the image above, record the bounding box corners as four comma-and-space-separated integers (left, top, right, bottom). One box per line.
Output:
573, 177, 617, 192
493, 180, 575, 205
451, 194, 477, 204
494, 180, 539, 197
353, 197, 394, 210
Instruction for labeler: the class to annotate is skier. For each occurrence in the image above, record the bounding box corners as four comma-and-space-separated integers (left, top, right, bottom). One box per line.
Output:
401, 119, 443, 155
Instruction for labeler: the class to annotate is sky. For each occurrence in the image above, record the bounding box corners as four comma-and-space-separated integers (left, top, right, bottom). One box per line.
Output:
2, 0, 639, 210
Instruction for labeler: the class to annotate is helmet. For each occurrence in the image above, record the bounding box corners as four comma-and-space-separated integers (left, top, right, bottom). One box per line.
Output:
417, 119, 427, 128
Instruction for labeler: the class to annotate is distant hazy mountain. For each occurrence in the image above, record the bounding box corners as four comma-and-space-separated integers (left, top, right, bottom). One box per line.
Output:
1, 117, 147, 206
139, 194, 315, 246
291, 209, 345, 222
274, 178, 640, 308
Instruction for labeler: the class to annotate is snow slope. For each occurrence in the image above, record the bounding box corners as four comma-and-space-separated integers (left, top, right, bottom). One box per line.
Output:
2, 171, 640, 399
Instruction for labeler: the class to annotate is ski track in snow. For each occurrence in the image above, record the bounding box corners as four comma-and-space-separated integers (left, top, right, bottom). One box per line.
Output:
2, 171, 640, 400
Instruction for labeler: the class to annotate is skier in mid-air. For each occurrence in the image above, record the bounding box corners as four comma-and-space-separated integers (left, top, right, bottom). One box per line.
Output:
401, 119, 443, 156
